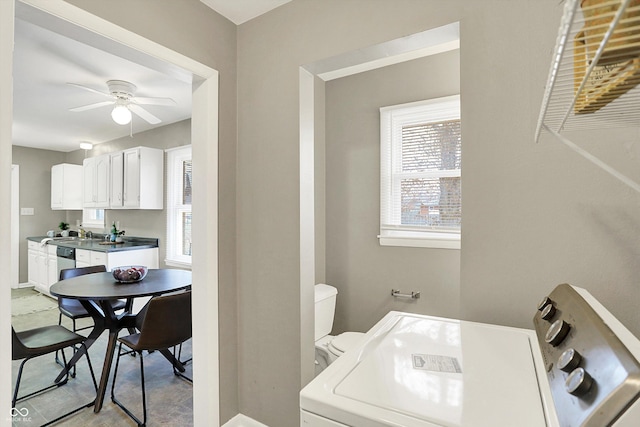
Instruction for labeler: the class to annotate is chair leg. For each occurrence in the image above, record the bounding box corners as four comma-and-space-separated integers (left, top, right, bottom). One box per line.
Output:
111, 342, 147, 427
15, 351, 71, 408
13, 344, 97, 426
54, 313, 65, 370
55, 314, 77, 378
173, 345, 192, 383
177, 342, 193, 365
39, 342, 98, 427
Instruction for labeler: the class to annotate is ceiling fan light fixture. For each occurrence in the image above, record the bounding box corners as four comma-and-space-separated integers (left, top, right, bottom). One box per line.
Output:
79, 142, 93, 150
111, 104, 132, 125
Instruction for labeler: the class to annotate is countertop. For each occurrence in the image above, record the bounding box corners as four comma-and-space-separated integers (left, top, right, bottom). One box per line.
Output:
27, 236, 159, 253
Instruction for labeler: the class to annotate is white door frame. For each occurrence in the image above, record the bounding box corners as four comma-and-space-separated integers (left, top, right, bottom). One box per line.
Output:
1, 1, 220, 424
298, 23, 460, 387
11, 164, 19, 289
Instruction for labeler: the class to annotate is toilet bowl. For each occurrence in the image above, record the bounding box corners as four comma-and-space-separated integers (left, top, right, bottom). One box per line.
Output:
314, 284, 364, 376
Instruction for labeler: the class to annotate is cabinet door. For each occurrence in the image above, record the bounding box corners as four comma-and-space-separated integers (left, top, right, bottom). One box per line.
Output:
47, 255, 58, 288
95, 155, 110, 208
27, 250, 38, 285
90, 251, 108, 268
51, 165, 63, 208
123, 148, 140, 208
83, 157, 96, 207
110, 152, 124, 208
37, 252, 47, 290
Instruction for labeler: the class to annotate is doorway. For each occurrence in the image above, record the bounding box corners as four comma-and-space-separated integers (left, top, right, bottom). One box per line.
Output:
299, 22, 460, 385
1, 0, 220, 424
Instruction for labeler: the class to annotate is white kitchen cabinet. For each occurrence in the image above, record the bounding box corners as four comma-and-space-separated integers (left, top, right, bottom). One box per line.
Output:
109, 151, 124, 208
51, 163, 82, 210
110, 147, 163, 209
83, 154, 110, 208
75, 249, 91, 268
27, 241, 57, 296
47, 245, 58, 292
76, 248, 159, 271
27, 241, 39, 286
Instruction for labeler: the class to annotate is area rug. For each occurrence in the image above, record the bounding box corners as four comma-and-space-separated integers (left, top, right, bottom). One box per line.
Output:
11, 292, 58, 316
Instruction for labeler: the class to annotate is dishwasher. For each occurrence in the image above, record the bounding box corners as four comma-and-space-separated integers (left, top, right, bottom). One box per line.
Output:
56, 246, 76, 280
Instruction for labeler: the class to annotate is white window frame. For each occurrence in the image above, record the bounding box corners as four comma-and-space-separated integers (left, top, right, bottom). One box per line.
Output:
82, 209, 105, 230
379, 95, 461, 249
166, 145, 192, 267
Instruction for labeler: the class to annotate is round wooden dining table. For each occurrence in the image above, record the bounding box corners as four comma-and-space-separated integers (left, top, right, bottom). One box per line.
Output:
50, 268, 192, 413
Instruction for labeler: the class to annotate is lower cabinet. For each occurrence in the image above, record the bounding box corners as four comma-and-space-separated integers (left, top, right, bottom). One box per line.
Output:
76, 247, 159, 314
27, 240, 159, 298
27, 241, 57, 297
75, 248, 159, 271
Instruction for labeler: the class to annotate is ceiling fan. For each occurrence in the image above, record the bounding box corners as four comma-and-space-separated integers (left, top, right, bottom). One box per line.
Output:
68, 80, 176, 125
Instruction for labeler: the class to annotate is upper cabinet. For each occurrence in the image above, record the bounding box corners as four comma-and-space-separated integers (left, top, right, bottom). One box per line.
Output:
120, 147, 164, 209
83, 146, 164, 210
110, 151, 124, 208
83, 154, 110, 208
51, 163, 82, 210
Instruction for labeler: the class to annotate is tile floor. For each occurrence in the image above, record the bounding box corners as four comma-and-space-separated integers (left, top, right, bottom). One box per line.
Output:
11, 288, 193, 426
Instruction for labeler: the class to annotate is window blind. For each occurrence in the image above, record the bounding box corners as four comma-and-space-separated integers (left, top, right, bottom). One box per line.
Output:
380, 96, 461, 236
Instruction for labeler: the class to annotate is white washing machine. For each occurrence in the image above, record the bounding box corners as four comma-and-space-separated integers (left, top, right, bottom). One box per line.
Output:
300, 284, 640, 426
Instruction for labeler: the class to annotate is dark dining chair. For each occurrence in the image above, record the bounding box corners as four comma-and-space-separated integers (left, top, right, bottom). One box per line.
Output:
111, 290, 192, 427
56, 265, 127, 375
12, 325, 98, 426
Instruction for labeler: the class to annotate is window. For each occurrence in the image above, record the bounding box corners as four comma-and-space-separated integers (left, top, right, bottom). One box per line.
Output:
166, 145, 192, 267
82, 209, 105, 229
379, 95, 461, 249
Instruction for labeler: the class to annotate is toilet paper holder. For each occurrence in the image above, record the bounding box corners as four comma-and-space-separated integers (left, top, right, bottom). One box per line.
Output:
391, 289, 420, 299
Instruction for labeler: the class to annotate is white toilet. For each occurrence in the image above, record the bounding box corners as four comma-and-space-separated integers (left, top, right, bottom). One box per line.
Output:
314, 284, 365, 376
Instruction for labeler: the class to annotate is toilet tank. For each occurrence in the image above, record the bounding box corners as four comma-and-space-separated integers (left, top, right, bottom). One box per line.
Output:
315, 284, 338, 341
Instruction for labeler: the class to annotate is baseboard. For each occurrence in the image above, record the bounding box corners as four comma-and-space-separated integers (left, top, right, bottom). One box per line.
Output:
222, 414, 269, 427
13, 282, 34, 289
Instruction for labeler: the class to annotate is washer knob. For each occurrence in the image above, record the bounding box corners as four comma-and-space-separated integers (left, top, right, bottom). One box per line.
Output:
541, 303, 556, 321
545, 319, 571, 346
538, 296, 552, 311
558, 348, 582, 372
566, 367, 593, 396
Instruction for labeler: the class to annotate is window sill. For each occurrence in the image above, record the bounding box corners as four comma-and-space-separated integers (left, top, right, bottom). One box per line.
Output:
165, 259, 192, 269
378, 231, 460, 250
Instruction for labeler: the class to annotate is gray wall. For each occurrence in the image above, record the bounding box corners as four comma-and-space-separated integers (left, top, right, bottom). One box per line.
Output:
325, 51, 461, 335
235, 1, 640, 426
12, 146, 67, 283
40, 1, 640, 427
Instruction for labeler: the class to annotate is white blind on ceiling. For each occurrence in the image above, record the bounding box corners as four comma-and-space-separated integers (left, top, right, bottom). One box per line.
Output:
380, 95, 461, 235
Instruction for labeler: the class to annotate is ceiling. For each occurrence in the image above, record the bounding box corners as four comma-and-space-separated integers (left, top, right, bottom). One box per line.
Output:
200, 0, 292, 25
12, 0, 290, 153
12, 14, 193, 153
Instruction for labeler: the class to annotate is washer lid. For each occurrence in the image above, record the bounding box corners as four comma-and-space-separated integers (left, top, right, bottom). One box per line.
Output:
328, 332, 365, 355
301, 312, 552, 427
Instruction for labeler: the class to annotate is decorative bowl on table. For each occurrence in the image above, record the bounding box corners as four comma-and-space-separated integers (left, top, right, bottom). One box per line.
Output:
112, 265, 148, 283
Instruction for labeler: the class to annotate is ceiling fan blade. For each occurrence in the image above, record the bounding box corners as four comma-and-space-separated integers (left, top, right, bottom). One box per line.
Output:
67, 82, 113, 98
133, 96, 177, 106
129, 104, 162, 124
69, 101, 114, 112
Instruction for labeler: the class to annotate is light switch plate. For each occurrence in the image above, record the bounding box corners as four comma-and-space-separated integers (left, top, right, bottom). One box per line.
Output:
20, 207, 34, 215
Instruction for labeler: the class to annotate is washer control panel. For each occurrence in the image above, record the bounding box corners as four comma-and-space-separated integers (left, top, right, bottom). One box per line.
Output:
534, 284, 640, 427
